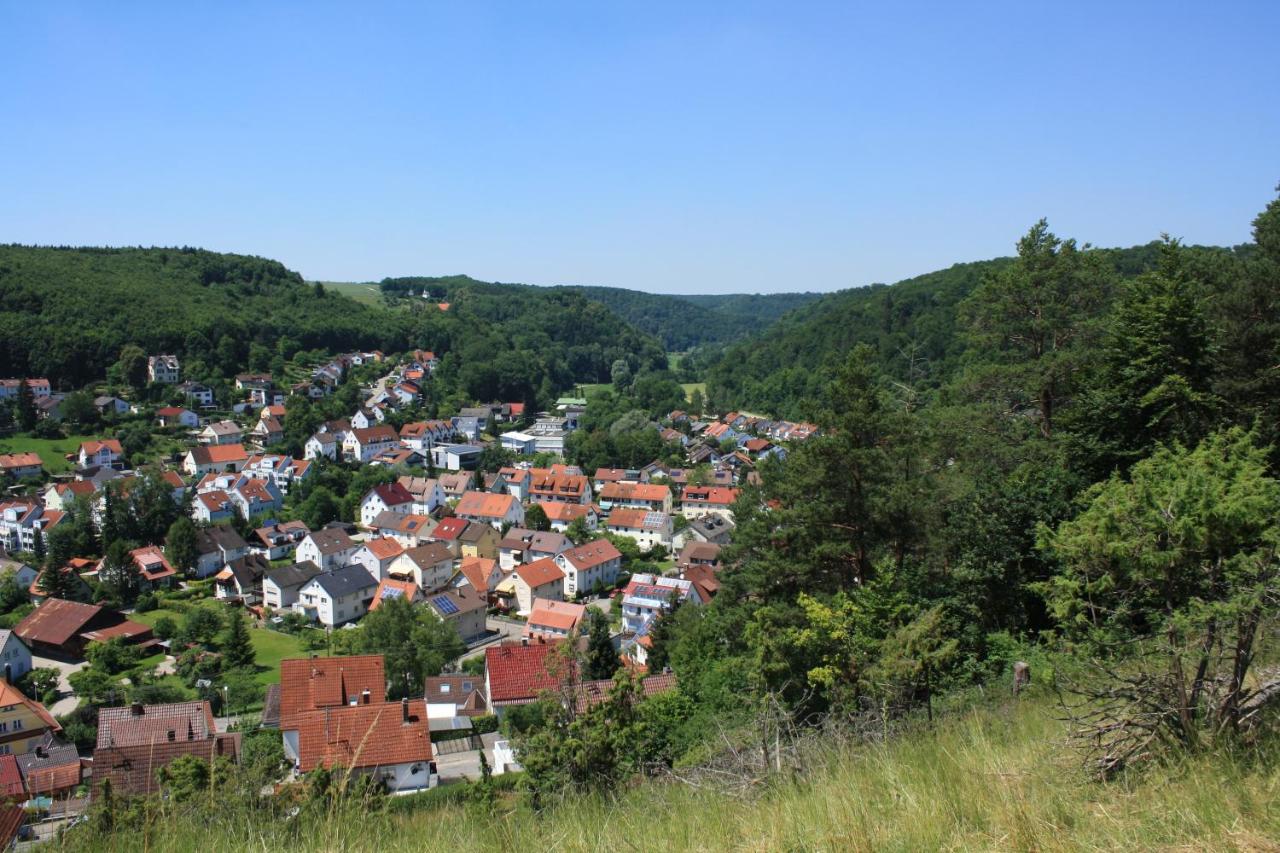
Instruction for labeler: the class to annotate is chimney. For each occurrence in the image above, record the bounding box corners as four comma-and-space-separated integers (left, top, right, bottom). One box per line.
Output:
130, 703, 144, 717
521, 636, 529, 646
401, 697, 409, 723
361, 688, 371, 705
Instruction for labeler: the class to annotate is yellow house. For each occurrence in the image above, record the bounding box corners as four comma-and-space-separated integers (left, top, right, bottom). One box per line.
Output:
0, 680, 61, 755
459, 523, 499, 561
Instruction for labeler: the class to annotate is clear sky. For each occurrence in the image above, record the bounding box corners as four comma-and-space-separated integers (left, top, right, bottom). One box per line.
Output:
2, 2, 1277, 294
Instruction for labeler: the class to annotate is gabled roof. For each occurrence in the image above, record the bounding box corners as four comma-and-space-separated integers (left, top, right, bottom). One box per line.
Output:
484, 642, 575, 704
367, 482, 414, 507
372, 511, 435, 536
14, 598, 104, 646
397, 542, 454, 570
600, 482, 670, 503
573, 672, 677, 713
426, 586, 486, 619
515, 557, 565, 589
560, 539, 623, 570
195, 524, 249, 554
80, 439, 123, 456
527, 599, 586, 633
682, 486, 740, 505
350, 426, 398, 443
0, 680, 60, 733
97, 700, 214, 749
187, 444, 249, 465
430, 517, 468, 540
305, 563, 377, 598
456, 557, 499, 592
369, 577, 419, 611
362, 537, 405, 561
294, 700, 431, 772
455, 491, 517, 520
279, 654, 387, 729
304, 528, 356, 555
423, 675, 487, 715
606, 508, 669, 531
537, 501, 593, 522
264, 561, 323, 591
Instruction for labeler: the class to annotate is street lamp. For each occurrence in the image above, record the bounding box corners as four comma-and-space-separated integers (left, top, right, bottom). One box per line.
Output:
222, 684, 229, 716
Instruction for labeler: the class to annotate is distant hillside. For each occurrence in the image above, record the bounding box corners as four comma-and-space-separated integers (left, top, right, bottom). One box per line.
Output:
703, 242, 1250, 419
0, 248, 667, 400
565, 286, 822, 350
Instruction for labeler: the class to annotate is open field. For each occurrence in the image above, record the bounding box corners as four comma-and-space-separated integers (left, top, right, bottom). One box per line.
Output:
317, 280, 383, 305
681, 382, 705, 403
0, 434, 97, 473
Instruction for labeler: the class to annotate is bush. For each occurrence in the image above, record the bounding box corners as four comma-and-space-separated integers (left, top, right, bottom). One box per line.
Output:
134, 592, 158, 612
471, 714, 499, 734
152, 616, 178, 640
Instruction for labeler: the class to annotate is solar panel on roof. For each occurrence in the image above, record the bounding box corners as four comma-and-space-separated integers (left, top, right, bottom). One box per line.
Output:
643, 511, 665, 529
381, 587, 404, 600
432, 594, 459, 615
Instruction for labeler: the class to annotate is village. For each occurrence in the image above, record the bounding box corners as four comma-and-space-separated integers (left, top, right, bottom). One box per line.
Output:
0, 351, 819, 844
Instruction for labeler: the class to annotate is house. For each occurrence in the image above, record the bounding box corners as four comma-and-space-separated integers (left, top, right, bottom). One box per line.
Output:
15, 733, 83, 797
438, 471, 473, 499
183, 444, 249, 477
351, 537, 406, 583
555, 539, 623, 598
177, 381, 214, 407
451, 416, 482, 442
424, 675, 488, 729
455, 492, 524, 531
387, 542, 455, 592
27, 562, 93, 604
524, 599, 586, 641
398, 420, 455, 454
14, 598, 153, 659
431, 444, 482, 472
621, 574, 703, 635
499, 432, 537, 455
680, 486, 740, 521
683, 513, 735, 546
0, 681, 59, 758
94, 701, 239, 796
457, 521, 500, 561
676, 541, 722, 572
497, 529, 570, 572
242, 453, 311, 494
147, 354, 181, 384
78, 439, 123, 470
155, 406, 199, 428
262, 562, 324, 611
93, 395, 131, 416
397, 476, 446, 516
599, 482, 672, 513
41, 480, 96, 512
199, 420, 244, 446
525, 418, 569, 454
0, 453, 43, 479
304, 432, 338, 461
369, 577, 421, 611
250, 416, 284, 446
371, 511, 436, 548
604, 508, 674, 551
0, 557, 38, 595
453, 557, 502, 598
427, 517, 469, 556
343, 426, 398, 463
227, 476, 284, 519
127, 545, 177, 591
359, 482, 415, 529
291, 694, 433, 792
0, 379, 50, 400
192, 525, 250, 579
33, 395, 64, 421
278, 654, 386, 743
537, 501, 598, 533
484, 642, 575, 715
214, 553, 270, 603
294, 564, 378, 627
508, 558, 565, 614
528, 472, 591, 505
252, 520, 310, 560
296, 529, 359, 571
425, 587, 487, 643
0, 502, 62, 554
0, 630, 33, 684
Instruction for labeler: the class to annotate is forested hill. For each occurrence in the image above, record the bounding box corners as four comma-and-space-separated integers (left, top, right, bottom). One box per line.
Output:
565, 286, 822, 350
703, 240, 1253, 419
0, 247, 667, 403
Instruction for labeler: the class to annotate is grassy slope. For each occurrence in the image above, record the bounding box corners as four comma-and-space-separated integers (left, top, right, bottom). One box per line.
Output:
0, 434, 98, 473
68, 692, 1279, 852
316, 280, 383, 306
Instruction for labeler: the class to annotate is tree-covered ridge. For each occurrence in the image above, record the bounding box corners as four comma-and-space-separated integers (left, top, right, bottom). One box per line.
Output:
703, 241, 1253, 420
0, 248, 667, 404
382, 275, 821, 351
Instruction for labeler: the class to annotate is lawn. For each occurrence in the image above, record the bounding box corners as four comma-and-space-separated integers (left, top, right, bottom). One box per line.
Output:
680, 382, 706, 404
574, 383, 611, 398
0, 433, 98, 473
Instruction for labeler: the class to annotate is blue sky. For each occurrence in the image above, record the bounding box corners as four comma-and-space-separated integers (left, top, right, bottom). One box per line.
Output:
2, 2, 1277, 294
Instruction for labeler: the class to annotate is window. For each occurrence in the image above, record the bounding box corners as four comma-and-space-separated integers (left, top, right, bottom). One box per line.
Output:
0, 723, 7, 733
12, 720, 20, 731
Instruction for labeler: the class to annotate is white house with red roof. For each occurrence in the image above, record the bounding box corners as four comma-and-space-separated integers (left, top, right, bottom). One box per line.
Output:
679, 486, 740, 521
343, 426, 398, 463
554, 539, 623, 597
0, 453, 43, 479
78, 439, 123, 470
507, 558, 565, 614
359, 482, 415, 529
454, 492, 524, 530
536, 501, 598, 534
351, 537, 406, 583
524, 599, 586, 641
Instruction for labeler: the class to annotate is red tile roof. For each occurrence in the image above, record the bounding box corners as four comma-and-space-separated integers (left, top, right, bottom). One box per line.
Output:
457, 557, 498, 592
369, 482, 414, 506
0, 681, 60, 734
363, 537, 405, 561
600, 482, 670, 503
537, 501, 592, 522
369, 578, 419, 611
0, 755, 23, 799
294, 700, 431, 772
484, 642, 576, 704
560, 539, 623, 570
130, 545, 177, 583
526, 599, 586, 634
97, 700, 214, 749
430, 517, 468, 540
455, 492, 517, 520
14, 598, 105, 647
80, 439, 123, 456
516, 557, 565, 589
279, 655, 386, 729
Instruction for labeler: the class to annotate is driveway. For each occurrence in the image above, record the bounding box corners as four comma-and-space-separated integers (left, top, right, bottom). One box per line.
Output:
32, 655, 87, 717
433, 732, 503, 783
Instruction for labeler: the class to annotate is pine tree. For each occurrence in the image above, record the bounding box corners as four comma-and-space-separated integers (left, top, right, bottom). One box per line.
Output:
32, 526, 45, 564
16, 380, 36, 432
165, 516, 200, 577
221, 611, 256, 671
581, 609, 618, 681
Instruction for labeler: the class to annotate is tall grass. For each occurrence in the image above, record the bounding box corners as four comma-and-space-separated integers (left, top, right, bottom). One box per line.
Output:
62, 693, 1278, 852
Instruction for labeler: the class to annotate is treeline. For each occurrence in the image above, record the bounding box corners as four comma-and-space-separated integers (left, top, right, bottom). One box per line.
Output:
0, 248, 667, 407
383, 274, 821, 351
702, 241, 1256, 419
